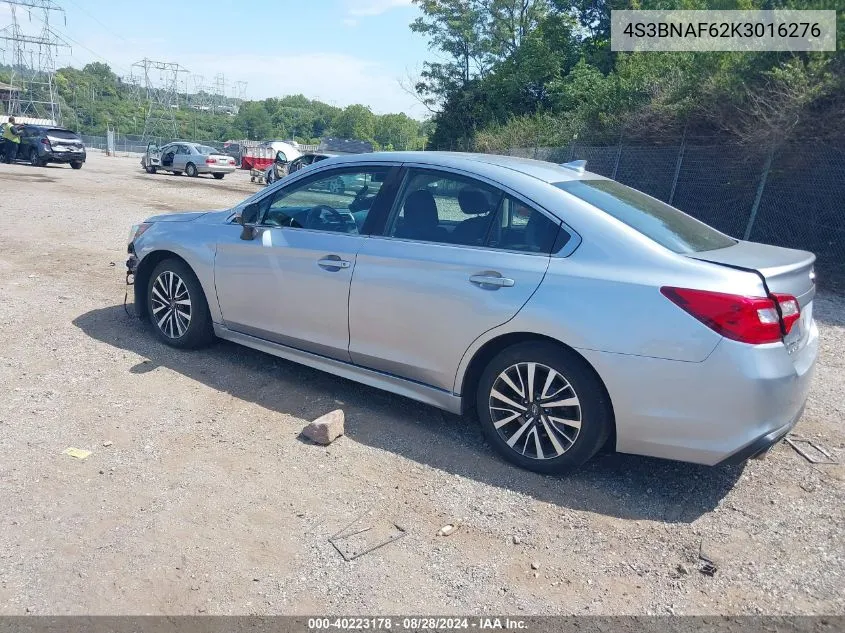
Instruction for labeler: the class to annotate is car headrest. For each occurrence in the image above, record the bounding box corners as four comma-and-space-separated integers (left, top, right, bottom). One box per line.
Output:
458, 188, 493, 215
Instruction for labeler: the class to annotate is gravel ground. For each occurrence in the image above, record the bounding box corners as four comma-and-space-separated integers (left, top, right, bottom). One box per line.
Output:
0, 152, 843, 616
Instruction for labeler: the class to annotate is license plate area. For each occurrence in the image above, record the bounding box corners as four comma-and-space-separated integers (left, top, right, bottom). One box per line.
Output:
784, 301, 812, 354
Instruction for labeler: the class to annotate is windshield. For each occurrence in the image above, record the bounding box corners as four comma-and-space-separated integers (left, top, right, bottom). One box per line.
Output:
555, 180, 736, 254
195, 145, 219, 155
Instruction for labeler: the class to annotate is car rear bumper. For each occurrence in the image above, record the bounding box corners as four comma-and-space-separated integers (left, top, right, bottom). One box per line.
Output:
579, 317, 819, 466
197, 164, 236, 174
44, 151, 86, 163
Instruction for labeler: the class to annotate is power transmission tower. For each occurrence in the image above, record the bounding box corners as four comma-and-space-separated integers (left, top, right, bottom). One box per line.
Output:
131, 57, 189, 141
0, 0, 70, 123
211, 72, 226, 114
233, 81, 247, 101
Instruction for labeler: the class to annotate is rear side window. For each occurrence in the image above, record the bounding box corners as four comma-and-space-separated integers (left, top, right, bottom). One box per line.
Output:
46, 129, 79, 140
387, 169, 564, 254
555, 180, 736, 254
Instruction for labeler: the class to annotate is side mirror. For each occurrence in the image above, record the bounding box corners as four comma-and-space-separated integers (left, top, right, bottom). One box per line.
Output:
236, 203, 260, 240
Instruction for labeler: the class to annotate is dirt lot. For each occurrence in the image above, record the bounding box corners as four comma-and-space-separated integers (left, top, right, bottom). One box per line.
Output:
0, 152, 843, 616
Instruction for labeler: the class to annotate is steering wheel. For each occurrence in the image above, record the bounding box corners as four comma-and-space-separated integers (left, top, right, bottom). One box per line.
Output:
307, 204, 346, 229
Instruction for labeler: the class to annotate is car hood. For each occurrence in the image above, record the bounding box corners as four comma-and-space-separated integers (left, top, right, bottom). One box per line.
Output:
144, 211, 210, 223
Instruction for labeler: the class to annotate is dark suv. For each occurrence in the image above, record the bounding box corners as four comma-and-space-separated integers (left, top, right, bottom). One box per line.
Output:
20, 126, 86, 169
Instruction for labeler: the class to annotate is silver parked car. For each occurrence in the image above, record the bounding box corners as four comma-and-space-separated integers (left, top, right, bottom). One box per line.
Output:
141, 142, 236, 179
126, 152, 818, 472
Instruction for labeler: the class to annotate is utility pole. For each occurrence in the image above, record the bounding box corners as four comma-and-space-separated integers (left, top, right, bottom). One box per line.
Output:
0, 0, 70, 123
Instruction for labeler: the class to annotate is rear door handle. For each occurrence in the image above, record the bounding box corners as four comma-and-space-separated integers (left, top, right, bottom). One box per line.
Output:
469, 274, 515, 288
317, 256, 351, 270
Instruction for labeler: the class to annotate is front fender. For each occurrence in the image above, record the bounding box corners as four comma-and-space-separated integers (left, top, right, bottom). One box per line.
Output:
133, 224, 221, 323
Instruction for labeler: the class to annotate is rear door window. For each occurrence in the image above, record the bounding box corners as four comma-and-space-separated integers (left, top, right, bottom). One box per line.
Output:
488, 195, 563, 254
556, 179, 736, 254
386, 169, 564, 254
46, 129, 79, 140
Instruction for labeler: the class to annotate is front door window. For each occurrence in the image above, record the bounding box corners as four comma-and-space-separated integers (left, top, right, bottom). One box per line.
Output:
258, 167, 390, 234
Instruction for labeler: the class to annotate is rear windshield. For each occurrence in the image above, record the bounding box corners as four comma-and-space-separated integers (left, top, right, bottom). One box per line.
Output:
555, 180, 736, 253
195, 145, 219, 155
46, 129, 80, 140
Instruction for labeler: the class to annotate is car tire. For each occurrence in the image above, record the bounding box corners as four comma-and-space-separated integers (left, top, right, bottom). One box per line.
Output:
70, 161, 83, 170
145, 164, 157, 174
29, 150, 44, 167
213, 173, 224, 180
185, 163, 198, 177
146, 259, 214, 349
476, 341, 612, 474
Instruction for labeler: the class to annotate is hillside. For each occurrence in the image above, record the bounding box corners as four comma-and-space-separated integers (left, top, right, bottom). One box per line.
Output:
1, 62, 429, 150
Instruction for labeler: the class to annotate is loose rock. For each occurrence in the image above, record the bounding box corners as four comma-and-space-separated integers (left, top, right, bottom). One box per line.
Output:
438, 524, 456, 537
301, 409, 345, 445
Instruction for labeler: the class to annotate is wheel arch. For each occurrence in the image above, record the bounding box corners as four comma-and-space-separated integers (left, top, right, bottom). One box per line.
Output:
134, 250, 195, 320
457, 332, 617, 448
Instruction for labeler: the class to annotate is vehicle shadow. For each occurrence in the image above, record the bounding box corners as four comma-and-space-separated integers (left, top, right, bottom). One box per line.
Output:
73, 305, 745, 523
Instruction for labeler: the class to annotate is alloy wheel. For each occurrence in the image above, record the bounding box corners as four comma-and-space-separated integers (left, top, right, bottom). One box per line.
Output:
150, 270, 192, 339
488, 362, 582, 460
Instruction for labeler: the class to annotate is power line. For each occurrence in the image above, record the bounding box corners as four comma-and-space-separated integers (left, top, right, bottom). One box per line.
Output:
0, 0, 69, 122
61, 0, 129, 43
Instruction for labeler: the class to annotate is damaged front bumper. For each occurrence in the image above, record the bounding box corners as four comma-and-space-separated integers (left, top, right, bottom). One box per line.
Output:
126, 245, 140, 316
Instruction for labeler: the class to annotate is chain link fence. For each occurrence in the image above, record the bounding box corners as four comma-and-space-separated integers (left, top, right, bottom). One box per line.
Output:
80, 133, 226, 156
506, 141, 845, 286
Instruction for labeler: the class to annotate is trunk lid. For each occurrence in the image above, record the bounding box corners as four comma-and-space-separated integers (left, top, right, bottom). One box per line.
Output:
692, 241, 816, 307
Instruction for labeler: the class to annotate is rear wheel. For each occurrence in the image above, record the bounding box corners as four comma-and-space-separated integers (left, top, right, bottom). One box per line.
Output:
70, 161, 83, 170
476, 341, 612, 473
146, 259, 214, 349
213, 173, 224, 180
29, 150, 44, 167
185, 162, 198, 177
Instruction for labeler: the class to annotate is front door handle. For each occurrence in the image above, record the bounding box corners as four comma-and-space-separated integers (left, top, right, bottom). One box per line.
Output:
317, 256, 351, 270
469, 273, 515, 288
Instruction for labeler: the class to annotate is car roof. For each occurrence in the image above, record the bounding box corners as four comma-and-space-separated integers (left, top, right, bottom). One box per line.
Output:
322, 151, 605, 184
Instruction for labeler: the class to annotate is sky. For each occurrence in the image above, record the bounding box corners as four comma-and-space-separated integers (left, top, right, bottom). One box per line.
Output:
0, 0, 433, 118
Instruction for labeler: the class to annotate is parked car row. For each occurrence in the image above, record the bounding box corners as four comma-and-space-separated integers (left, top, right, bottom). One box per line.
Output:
126, 151, 818, 473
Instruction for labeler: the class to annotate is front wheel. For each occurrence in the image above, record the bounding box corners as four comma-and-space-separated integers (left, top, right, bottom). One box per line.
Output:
146, 259, 214, 349
213, 173, 224, 180
70, 161, 83, 170
476, 342, 612, 473
145, 164, 157, 174
185, 162, 198, 177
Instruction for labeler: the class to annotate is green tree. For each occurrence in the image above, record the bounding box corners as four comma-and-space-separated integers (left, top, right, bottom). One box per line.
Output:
332, 104, 376, 141
233, 102, 273, 139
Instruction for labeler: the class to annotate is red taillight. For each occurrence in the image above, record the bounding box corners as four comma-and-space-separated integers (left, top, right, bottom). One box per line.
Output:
660, 287, 800, 345
206, 157, 216, 164
41, 138, 50, 146
228, 158, 235, 165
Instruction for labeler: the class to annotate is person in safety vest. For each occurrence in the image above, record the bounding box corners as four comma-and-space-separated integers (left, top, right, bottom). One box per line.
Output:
2, 116, 23, 164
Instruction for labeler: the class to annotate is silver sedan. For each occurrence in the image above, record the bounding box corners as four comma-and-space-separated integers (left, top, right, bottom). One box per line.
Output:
142, 142, 236, 178
126, 152, 818, 472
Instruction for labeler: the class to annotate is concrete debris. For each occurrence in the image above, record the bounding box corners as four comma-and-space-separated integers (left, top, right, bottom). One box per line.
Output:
302, 409, 345, 445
